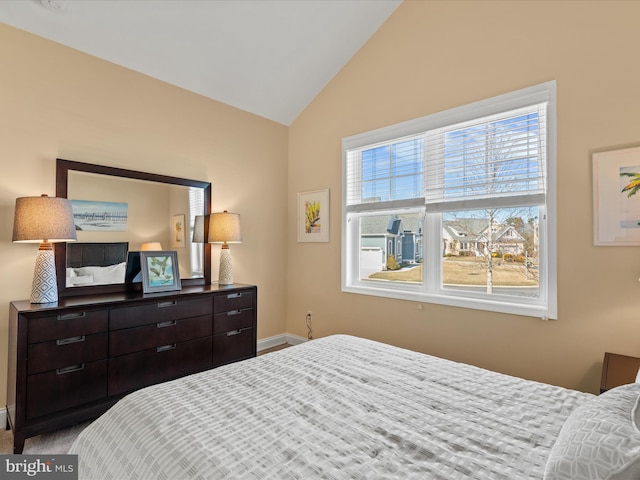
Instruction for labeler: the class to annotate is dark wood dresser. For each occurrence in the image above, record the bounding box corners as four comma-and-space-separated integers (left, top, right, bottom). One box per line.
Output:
6, 283, 257, 453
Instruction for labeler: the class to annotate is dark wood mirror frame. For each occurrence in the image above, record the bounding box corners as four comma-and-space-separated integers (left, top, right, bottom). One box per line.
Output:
55, 158, 211, 297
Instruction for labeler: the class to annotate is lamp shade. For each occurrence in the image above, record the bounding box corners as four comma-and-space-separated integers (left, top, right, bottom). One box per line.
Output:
12, 194, 77, 304
12, 195, 77, 243
208, 211, 241, 244
141, 242, 163, 251
192, 215, 208, 243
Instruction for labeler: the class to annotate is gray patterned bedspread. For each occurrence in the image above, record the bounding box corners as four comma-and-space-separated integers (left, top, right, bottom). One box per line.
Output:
69, 335, 592, 479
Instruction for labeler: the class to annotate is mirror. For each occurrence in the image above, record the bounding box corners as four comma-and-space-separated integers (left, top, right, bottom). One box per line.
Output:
55, 159, 211, 297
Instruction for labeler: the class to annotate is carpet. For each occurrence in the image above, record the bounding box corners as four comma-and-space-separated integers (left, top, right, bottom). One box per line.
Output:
0, 422, 90, 455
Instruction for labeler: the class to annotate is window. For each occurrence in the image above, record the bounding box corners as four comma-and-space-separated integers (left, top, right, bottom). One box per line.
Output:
342, 82, 556, 319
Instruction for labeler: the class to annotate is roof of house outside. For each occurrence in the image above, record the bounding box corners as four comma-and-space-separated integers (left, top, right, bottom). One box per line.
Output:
361, 214, 422, 236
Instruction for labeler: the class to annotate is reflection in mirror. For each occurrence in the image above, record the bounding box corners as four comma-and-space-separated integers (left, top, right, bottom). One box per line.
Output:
56, 159, 211, 297
66, 171, 205, 287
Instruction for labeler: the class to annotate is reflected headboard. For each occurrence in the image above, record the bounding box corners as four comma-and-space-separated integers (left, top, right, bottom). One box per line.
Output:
66, 242, 129, 268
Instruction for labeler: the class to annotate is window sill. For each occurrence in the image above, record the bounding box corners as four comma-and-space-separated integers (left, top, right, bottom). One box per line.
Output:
342, 283, 555, 320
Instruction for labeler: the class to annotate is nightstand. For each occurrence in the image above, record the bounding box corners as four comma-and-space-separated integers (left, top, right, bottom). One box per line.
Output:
600, 352, 640, 393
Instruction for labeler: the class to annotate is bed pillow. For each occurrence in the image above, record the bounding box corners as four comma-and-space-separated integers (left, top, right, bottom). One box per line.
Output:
75, 262, 126, 285
65, 268, 77, 287
69, 274, 94, 285
544, 383, 640, 480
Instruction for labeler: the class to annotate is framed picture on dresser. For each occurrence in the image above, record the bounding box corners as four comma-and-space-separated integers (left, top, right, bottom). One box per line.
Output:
140, 251, 181, 293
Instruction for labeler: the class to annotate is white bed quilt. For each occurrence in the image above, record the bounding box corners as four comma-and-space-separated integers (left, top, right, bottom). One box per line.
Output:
70, 335, 592, 479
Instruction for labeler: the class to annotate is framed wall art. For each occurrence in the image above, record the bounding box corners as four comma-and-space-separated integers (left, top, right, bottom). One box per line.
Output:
171, 214, 185, 248
297, 189, 329, 242
593, 146, 640, 246
140, 251, 182, 293
70, 199, 128, 232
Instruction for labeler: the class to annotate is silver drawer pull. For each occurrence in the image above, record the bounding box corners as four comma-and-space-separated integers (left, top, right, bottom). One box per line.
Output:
226, 293, 242, 299
227, 329, 241, 336
57, 312, 86, 321
156, 344, 176, 353
56, 336, 85, 346
56, 364, 85, 375
157, 300, 177, 308
226, 309, 241, 316
157, 320, 177, 328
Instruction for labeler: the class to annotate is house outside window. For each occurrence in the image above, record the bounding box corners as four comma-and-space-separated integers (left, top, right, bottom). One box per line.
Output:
342, 82, 556, 319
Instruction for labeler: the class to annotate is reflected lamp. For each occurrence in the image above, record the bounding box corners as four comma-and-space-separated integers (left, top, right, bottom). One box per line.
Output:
192, 215, 208, 243
141, 242, 163, 251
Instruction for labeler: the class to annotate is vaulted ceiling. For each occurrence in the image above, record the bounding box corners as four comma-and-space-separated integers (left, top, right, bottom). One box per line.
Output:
0, 0, 402, 125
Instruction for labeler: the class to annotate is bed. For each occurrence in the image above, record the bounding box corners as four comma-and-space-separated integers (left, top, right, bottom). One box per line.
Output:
65, 242, 128, 287
69, 335, 640, 480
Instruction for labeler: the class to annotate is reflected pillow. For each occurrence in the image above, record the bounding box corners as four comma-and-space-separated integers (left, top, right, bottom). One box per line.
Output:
544, 383, 640, 480
74, 262, 126, 285
70, 274, 94, 285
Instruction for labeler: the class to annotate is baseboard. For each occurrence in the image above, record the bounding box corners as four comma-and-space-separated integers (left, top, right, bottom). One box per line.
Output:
0, 409, 6, 430
257, 333, 307, 352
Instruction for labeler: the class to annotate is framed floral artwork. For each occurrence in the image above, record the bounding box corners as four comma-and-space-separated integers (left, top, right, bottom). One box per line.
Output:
297, 189, 329, 242
171, 214, 185, 248
593, 146, 640, 245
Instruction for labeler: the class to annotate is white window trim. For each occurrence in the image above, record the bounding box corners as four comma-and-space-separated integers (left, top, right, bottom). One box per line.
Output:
341, 81, 557, 320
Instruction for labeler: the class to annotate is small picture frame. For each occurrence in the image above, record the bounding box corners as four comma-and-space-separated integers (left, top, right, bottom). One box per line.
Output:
297, 189, 330, 242
593, 146, 640, 246
171, 213, 185, 248
140, 251, 182, 293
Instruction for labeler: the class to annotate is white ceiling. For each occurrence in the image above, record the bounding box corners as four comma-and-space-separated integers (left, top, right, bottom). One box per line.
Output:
0, 0, 402, 125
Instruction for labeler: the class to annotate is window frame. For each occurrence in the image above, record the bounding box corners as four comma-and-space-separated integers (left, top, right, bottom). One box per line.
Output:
341, 82, 557, 319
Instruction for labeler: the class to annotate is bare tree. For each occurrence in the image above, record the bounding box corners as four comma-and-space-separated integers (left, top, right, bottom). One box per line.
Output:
443, 114, 541, 293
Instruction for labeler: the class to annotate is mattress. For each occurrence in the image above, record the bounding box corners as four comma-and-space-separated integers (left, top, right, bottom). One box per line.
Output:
69, 335, 594, 480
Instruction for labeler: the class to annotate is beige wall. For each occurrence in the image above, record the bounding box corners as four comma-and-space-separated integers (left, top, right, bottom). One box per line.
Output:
0, 24, 289, 404
287, 0, 640, 393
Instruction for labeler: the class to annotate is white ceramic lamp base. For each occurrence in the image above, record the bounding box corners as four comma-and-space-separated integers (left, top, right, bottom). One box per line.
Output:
218, 247, 234, 285
31, 248, 58, 304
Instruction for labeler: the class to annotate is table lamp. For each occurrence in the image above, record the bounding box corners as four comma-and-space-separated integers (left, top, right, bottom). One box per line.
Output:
141, 242, 163, 251
12, 194, 77, 304
192, 215, 207, 243
208, 211, 241, 285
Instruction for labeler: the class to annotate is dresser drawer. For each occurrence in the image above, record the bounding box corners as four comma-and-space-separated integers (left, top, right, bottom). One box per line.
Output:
109, 315, 212, 357
213, 289, 255, 314
108, 336, 212, 396
213, 309, 254, 335
28, 310, 108, 344
28, 333, 108, 375
26, 360, 107, 419
110, 296, 212, 330
213, 328, 255, 367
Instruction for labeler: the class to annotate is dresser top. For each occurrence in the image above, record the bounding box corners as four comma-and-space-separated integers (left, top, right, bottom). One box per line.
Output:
11, 283, 256, 314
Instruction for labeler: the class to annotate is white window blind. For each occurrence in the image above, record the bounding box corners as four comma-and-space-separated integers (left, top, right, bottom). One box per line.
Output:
346, 104, 546, 214
346, 134, 425, 212
188, 187, 204, 228
425, 104, 546, 213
